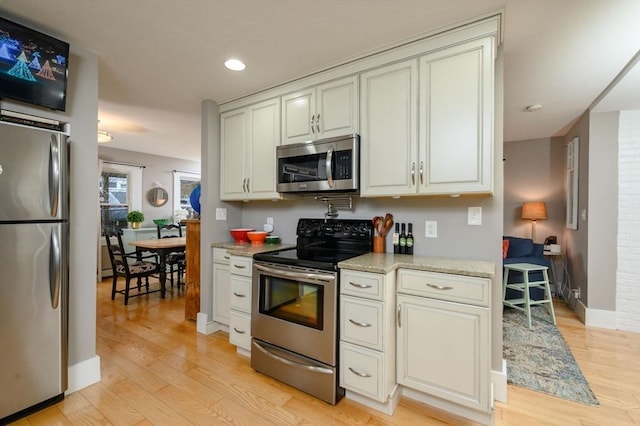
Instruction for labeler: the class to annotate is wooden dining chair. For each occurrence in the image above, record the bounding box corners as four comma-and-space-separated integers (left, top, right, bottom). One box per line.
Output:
156, 223, 186, 288
103, 227, 160, 305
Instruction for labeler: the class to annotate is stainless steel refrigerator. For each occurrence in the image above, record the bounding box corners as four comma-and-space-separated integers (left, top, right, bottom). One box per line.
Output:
0, 122, 69, 422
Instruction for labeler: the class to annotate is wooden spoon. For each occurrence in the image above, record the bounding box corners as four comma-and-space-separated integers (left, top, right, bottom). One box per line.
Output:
383, 213, 394, 236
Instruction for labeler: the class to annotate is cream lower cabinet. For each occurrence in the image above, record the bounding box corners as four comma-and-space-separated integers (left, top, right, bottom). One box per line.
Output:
212, 248, 231, 329
220, 97, 281, 201
228, 255, 253, 355
360, 35, 495, 197
396, 269, 491, 417
339, 269, 399, 414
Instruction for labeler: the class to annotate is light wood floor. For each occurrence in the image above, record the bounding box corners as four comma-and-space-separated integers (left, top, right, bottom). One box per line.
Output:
10, 277, 640, 425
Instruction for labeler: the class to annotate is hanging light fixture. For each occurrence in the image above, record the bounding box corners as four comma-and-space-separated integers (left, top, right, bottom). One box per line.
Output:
97, 120, 113, 143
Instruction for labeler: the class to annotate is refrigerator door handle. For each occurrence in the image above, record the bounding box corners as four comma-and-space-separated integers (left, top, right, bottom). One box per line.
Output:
50, 228, 61, 309
49, 135, 60, 218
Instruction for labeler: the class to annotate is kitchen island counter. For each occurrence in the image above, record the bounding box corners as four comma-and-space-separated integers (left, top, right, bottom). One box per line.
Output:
338, 253, 495, 279
211, 241, 295, 257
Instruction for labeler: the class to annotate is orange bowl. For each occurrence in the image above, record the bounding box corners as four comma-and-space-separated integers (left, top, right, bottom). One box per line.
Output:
230, 228, 254, 243
247, 231, 268, 245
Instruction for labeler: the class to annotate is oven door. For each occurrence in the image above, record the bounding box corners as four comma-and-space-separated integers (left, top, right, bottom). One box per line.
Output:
251, 262, 337, 365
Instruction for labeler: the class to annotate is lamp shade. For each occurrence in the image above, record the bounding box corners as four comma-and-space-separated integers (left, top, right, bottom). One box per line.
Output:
522, 202, 548, 220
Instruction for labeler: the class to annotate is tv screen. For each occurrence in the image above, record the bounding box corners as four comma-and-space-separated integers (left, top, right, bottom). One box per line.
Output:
0, 16, 69, 111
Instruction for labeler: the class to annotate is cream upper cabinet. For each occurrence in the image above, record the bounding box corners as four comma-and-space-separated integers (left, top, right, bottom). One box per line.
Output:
281, 75, 358, 145
360, 36, 494, 197
360, 60, 418, 197
220, 97, 281, 201
418, 37, 494, 195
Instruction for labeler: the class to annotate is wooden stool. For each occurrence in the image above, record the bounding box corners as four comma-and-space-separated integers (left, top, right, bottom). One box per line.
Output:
503, 263, 556, 329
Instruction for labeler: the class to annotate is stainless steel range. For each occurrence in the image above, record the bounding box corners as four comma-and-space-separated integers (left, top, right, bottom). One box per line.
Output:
251, 218, 373, 404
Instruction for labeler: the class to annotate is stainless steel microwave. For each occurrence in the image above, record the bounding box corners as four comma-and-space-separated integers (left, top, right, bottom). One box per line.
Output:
276, 134, 359, 193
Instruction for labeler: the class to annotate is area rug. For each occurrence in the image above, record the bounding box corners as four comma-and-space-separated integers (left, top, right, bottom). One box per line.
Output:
503, 306, 599, 406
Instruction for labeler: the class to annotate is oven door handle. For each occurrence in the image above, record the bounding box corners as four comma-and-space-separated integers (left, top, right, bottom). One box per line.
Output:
326, 146, 334, 188
252, 340, 333, 375
254, 263, 335, 282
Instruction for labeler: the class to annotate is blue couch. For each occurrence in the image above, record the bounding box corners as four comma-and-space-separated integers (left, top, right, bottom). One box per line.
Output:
503, 236, 550, 300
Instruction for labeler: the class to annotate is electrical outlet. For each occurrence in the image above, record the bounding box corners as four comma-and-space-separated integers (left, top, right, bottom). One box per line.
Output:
425, 220, 437, 238
215, 208, 227, 221
468, 207, 482, 225
266, 217, 274, 225
572, 288, 581, 299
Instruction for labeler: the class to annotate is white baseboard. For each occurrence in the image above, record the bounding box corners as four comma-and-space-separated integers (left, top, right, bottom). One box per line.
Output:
492, 359, 508, 403
197, 312, 229, 335
585, 306, 617, 330
66, 355, 101, 394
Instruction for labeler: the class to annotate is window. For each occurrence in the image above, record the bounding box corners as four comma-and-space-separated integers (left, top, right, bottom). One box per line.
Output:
173, 171, 200, 218
99, 162, 142, 230
566, 137, 579, 230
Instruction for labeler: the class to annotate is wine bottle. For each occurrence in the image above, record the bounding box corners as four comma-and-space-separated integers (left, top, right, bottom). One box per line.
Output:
393, 223, 400, 254
406, 223, 414, 255
399, 223, 406, 254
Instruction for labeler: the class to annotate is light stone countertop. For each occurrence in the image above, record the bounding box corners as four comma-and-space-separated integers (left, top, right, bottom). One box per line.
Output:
338, 253, 495, 278
211, 241, 296, 257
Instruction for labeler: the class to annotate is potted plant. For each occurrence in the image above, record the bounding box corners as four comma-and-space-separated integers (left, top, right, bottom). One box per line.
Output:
126, 210, 144, 229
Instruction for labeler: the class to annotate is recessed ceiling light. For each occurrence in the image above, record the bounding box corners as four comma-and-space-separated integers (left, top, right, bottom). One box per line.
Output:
224, 59, 246, 71
524, 104, 543, 112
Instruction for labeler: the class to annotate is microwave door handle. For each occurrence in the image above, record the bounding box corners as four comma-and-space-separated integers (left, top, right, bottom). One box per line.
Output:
326, 147, 334, 188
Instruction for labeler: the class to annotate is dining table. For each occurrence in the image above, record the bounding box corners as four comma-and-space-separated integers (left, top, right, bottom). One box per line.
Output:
130, 237, 186, 298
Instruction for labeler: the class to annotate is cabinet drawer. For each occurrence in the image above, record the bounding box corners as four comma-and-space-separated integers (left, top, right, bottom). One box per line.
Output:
341, 270, 384, 300
213, 248, 231, 263
229, 310, 251, 351
230, 275, 252, 313
230, 256, 252, 277
340, 342, 385, 402
397, 269, 489, 306
341, 296, 384, 351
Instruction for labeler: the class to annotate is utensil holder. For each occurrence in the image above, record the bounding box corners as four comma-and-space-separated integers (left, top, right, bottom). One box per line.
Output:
373, 236, 385, 253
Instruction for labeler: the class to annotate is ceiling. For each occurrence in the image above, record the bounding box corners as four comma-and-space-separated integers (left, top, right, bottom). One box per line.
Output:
1, 0, 638, 162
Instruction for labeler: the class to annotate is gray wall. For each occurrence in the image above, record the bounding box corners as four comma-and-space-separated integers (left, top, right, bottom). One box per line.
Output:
587, 111, 619, 311
503, 137, 565, 243
2, 41, 99, 368
98, 146, 200, 225
563, 112, 590, 307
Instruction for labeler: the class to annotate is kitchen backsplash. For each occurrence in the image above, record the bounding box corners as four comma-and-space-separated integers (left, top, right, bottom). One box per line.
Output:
235, 195, 499, 262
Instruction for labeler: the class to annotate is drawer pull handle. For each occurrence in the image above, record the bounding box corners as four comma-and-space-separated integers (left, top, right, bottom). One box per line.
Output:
426, 283, 453, 291
349, 319, 372, 327
233, 264, 246, 269
348, 367, 372, 378
233, 292, 246, 298
224, 255, 230, 260
349, 281, 372, 289
233, 327, 246, 334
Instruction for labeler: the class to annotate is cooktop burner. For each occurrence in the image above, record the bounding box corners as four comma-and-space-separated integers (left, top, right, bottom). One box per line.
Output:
253, 218, 373, 271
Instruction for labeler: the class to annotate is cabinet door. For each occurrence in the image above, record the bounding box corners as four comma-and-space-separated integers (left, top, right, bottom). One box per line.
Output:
419, 37, 494, 195
247, 97, 281, 200
360, 60, 418, 197
220, 109, 248, 200
282, 88, 315, 145
213, 261, 230, 325
316, 76, 358, 139
397, 294, 490, 412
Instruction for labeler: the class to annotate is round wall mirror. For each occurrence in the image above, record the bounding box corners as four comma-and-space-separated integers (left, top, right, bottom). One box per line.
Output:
147, 187, 168, 207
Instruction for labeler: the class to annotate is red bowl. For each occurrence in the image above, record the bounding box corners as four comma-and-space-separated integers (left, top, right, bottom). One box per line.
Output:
247, 231, 268, 245
230, 228, 254, 243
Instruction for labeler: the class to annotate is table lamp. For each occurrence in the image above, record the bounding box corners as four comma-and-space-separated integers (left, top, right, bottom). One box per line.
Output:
522, 201, 547, 241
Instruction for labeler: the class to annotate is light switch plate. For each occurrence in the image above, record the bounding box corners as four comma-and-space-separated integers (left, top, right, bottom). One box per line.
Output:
468, 207, 482, 226
215, 208, 227, 221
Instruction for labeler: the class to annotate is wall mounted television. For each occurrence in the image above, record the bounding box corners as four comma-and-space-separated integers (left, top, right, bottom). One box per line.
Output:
0, 16, 69, 111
